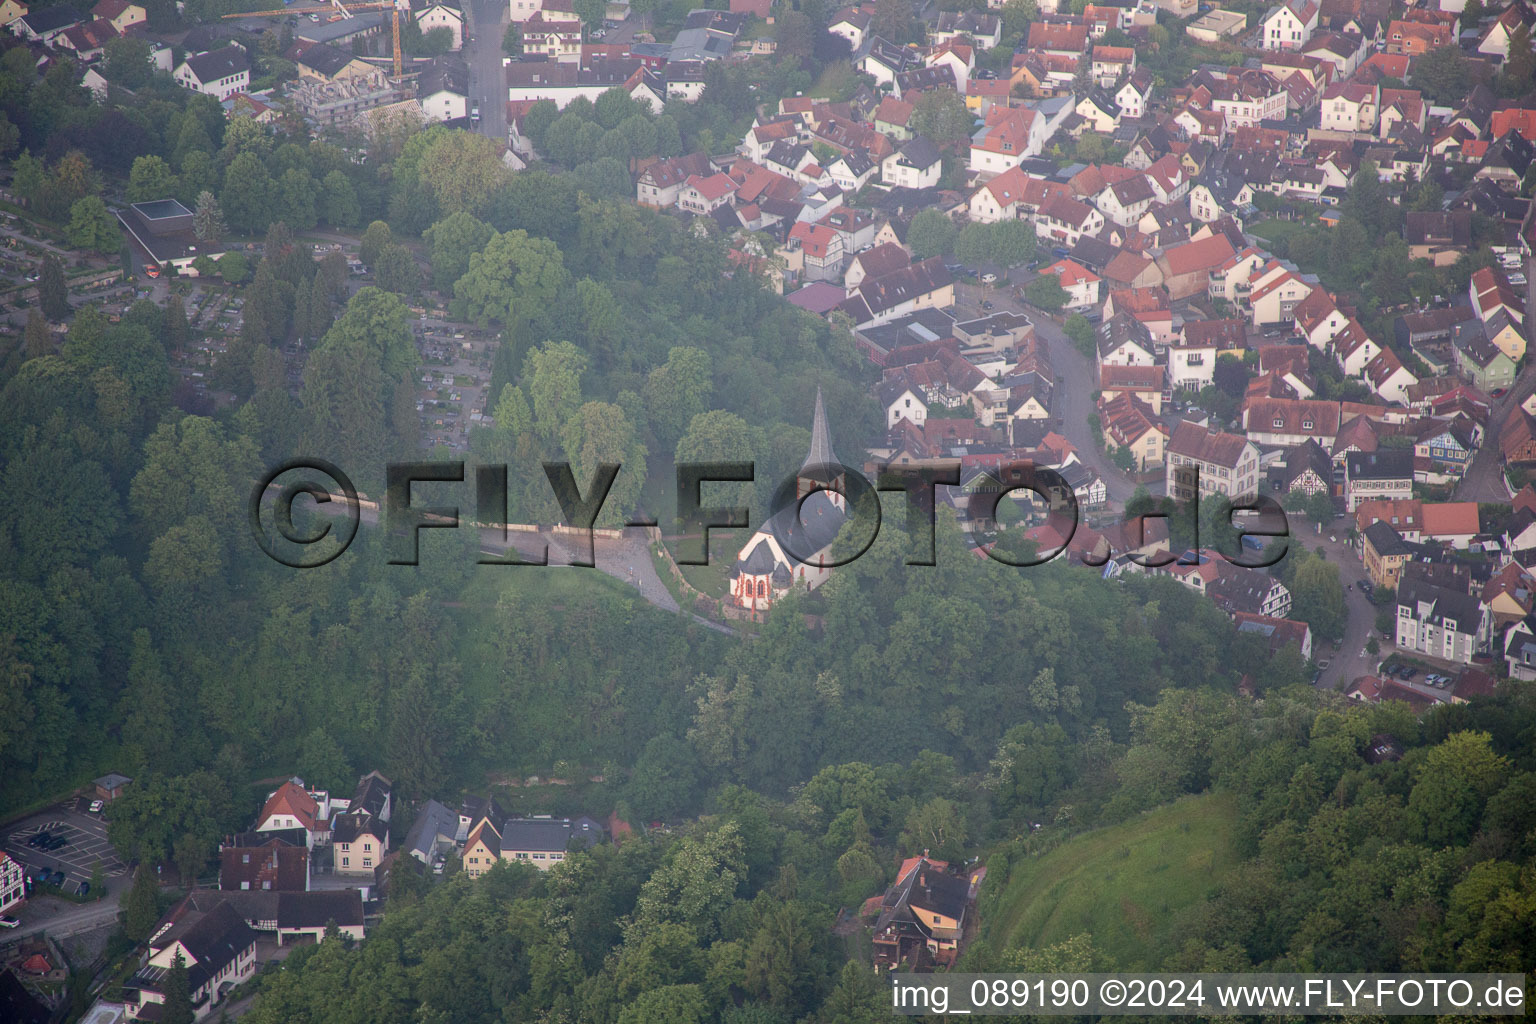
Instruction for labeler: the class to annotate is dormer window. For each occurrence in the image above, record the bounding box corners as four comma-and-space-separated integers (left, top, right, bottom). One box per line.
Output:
1273, 417, 1284, 428
1302, 419, 1313, 430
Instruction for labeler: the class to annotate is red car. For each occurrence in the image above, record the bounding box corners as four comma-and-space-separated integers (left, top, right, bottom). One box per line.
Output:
1491, 387, 1508, 398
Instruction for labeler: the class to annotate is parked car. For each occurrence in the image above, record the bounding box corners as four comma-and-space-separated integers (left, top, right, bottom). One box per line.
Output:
76, 881, 90, 897
48, 870, 65, 886
1318, 659, 1330, 669
0, 914, 19, 928
980, 272, 998, 284
1492, 387, 1508, 398
26, 832, 49, 848
982, 300, 994, 310
88, 799, 103, 813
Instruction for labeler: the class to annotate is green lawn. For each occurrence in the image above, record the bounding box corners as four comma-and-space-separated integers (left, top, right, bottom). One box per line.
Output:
982, 791, 1240, 969
1248, 218, 1311, 246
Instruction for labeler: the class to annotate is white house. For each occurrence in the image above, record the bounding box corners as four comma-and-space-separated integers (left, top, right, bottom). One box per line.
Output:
882, 136, 943, 189
1263, 0, 1318, 51
174, 45, 250, 101
417, 0, 464, 49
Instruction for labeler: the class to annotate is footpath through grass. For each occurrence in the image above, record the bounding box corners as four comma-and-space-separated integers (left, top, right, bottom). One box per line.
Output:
982, 791, 1240, 969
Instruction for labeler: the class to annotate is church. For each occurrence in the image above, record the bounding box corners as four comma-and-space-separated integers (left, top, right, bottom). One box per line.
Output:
727, 388, 849, 615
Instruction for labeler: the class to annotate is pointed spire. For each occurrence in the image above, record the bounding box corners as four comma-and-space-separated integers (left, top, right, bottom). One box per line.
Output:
803, 385, 839, 472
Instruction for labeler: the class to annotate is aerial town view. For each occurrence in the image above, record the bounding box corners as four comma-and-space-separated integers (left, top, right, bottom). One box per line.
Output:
0, 0, 1533, 1015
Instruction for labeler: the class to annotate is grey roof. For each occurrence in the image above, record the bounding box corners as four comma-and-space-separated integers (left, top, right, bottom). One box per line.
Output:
500, 816, 603, 853
18, 5, 82, 33
1345, 447, 1413, 481
804, 386, 840, 473
1363, 519, 1411, 557
330, 810, 385, 845
404, 799, 458, 859
94, 772, 133, 789
183, 44, 250, 84
893, 134, 941, 171
277, 889, 365, 928
1399, 577, 1481, 635
142, 901, 257, 995
350, 770, 391, 819
298, 41, 356, 77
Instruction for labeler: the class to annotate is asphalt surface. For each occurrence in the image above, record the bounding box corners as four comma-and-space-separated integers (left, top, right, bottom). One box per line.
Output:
465, 0, 509, 142
953, 281, 1142, 505
1455, 363, 1536, 502
1304, 527, 1379, 691
2, 804, 128, 892
0, 801, 130, 941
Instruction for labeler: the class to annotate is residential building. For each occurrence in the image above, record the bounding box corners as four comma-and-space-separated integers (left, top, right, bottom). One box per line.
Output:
1233, 611, 1313, 661
220, 833, 309, 893
0, 851, 22, 914
462, 818, 502, 879
416, 56, 469, 121
1263, 0, 1318, 50
403, 799, 459, 868
1166, 421, 1260, 500
127, 900, 257, 1021
254, 780, 326, 849
1362, 519, 1412, 588
1345, 448, 1413, 512
635, 152, 713, 209
968, 106, 1041, 175
882, 135, 943, 189
331, 811, 386, 876
174, 45, 250, 100
870, 856, 971, 968
1397, 578, 1485, 664
499, 816, 604, 869
417, 0, 464, 48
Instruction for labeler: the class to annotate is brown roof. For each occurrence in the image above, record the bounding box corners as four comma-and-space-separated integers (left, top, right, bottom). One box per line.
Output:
1161, 233, 1236, 276
1168, 420, 1252, 467
1245, 397, 1342, 438
1099, 363, 1165, 391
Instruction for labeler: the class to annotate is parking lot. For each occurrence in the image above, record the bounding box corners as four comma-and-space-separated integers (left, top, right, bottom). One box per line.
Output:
1, 802, 128, 894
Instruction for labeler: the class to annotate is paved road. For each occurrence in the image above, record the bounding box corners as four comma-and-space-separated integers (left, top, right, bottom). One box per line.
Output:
465, 0, 509, 143
1304, 526, 1377, 691
955, 281, 1141, 505
1455, 364, 1536, 502
3, 884, 125, 942
260, 485, 684, 614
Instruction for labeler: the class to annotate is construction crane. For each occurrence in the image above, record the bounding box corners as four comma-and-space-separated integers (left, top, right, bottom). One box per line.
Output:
224, 0, 411, 78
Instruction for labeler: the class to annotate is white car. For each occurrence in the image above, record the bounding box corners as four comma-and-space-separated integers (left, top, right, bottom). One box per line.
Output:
0, 914, 19, 928
89, 799, 104, 813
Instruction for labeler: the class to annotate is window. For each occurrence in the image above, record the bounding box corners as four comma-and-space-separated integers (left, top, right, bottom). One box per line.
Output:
241, 881, 250, 890
263, 880, 271, 890
363, 858, 372, 867
242, 854, 250, 864
341, 857, 349, 867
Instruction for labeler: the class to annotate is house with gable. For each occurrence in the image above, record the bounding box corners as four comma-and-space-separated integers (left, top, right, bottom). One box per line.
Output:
126, 900, 258, 1020
1263, 0, 1319, 50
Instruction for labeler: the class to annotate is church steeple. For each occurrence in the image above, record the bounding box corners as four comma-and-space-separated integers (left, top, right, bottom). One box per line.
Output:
801, 386, 839, 473
798, 386, 845, 510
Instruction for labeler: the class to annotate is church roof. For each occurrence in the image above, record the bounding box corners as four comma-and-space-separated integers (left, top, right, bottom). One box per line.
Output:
803, 386, 840, 473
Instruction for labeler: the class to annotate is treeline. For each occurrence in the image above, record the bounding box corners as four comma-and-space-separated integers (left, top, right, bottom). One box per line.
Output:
974, 685, 1536, 976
